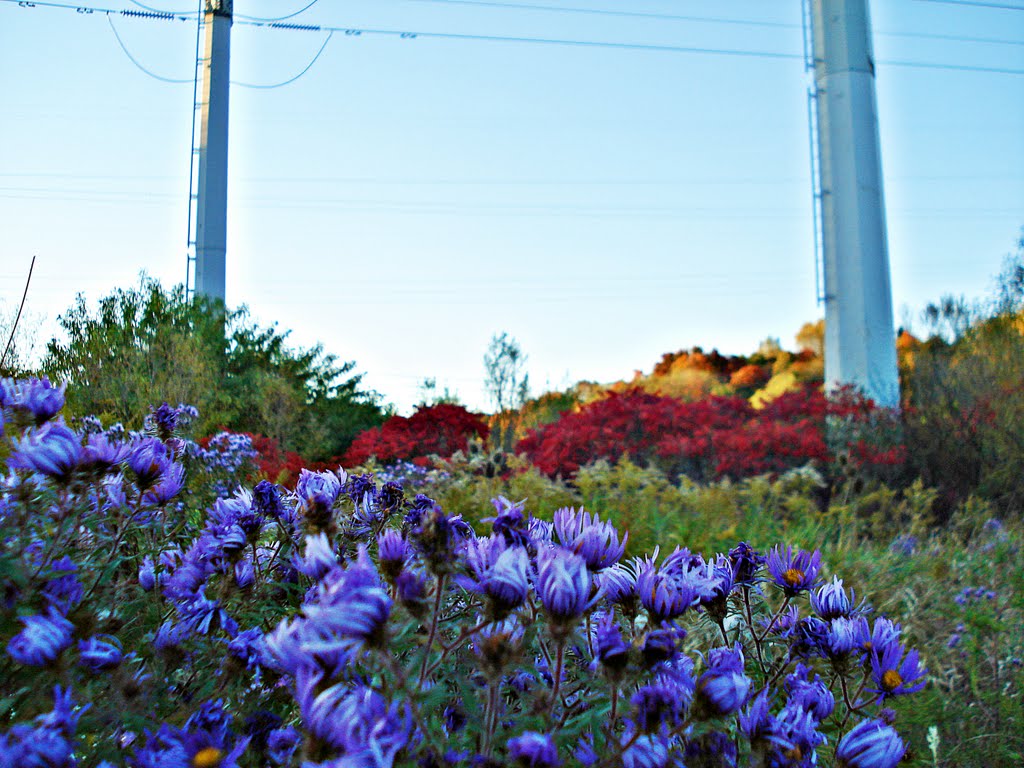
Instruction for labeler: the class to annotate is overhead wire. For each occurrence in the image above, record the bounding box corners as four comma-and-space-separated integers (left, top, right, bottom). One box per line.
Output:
3, 0, 1022, 83
106, 13, 193, 83
386, 0, 796, 28
233, 0, 322, 23
232, 31, 334, 88
235, 19, 804, 63
128, 0, 194, 14
348, 0, 1024, 47
913, 0, 1024, 9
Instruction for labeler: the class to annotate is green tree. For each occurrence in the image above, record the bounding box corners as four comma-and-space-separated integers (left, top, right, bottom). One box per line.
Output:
43, 277, 386, 461
483, 331, 530, 451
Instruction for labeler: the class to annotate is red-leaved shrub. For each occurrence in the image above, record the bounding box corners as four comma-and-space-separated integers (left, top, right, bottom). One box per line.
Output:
343, 404, 489, 466
517, 385, 902, 482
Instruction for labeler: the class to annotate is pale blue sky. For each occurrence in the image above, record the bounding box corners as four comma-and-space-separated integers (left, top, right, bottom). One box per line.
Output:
1, 0, 1022, 412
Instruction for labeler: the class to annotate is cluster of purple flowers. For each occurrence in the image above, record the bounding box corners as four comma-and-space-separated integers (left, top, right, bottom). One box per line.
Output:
954, 585, 998, 605
187, 431, 259, 497
0, 376, 929, 768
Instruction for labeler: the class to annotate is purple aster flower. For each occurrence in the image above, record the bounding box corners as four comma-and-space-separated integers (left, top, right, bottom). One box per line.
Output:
0, 377, 16, 408
296, 533, 340, 581
536, 547, 596, 638
80, 432, 131, 475
8, 421, 82, 479
594, 613, 630, 676
698, 554, 737, 620
458, 535, 531, 620
825, 616, 868, 661
776, 702, 827, 765
6, 608, 74, 666
376, 480, 406, 513
406, 499, 472, 574
728, 541, 765, 585
180, 592, 238, 637
0, 726, 75, 767
598, 564, 638, 613
631, 680, 690, 733
139, 556, 158, 591
234, 559, 255, 589
835, 719, 905, 768
143, 462, 185, 506
507, 731, 561, 768
131, 724, 188, 768
270, 548, 392, 672
473, 617, 526, 679
784, 663, 835, 722
740, 690, 793, 759
396, 567, 429, 617
252, 479, 286, 520
345, 472, 376, 506
487, 496, 532, 549
153, 620, 188, 651
296, 669, 412, 763
641, 627, 684, 668
766, 545, 823, 596
225, 627, 265, 670
42, 557, 83, 616
148, 402, 179, 441
856, 616, 902, 659
38, 685, 85, 737
574, 735, 598, 766
889, 535, 917, 557
17, 377, 66, 423
295, 469, 344, 532
266, 725, 300, 765
378, 529, 410, 582
869, 642, 927, 698
811, 576, 867, 620
637, 551, 717, 625
553, 506, 626, 572
621, 731, 669, 768
78, 635, 124, 673
128, 437, 172, 490
694, 645, 751, 717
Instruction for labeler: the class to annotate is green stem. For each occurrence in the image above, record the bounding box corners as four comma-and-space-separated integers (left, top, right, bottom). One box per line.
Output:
548, 641, 565, 722
417, 574, 446, 688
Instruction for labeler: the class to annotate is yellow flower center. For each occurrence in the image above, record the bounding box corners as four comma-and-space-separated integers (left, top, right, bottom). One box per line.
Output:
782, 568, 805, 587
881, 669, 903, 692
193, 747, 224, 768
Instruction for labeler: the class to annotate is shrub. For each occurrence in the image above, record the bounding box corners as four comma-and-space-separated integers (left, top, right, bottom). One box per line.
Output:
517, 385, 902, 484
343, 403, 488, 466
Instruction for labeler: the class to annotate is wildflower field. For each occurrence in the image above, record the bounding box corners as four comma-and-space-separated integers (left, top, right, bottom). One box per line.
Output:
2, 256, 1024, 767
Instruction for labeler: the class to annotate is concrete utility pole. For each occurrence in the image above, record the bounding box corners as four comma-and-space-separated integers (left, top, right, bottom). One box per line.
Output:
810, 0, 900, 408
193, 0, 232, 303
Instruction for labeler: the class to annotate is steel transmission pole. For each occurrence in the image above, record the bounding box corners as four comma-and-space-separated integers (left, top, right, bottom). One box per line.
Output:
193, 0, 232, 303
810, 0, 900, 408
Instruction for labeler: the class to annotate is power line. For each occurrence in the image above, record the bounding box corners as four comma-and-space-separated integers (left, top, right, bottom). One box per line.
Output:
234, 0, 322, 23
0, 0, 194, 18
236, 19, 805, 62
320, 0, 1024, 47
232, 31, 334, 88
387, 0, 796, 29
238, 19, 1024, 73
914, 0, 1024, 9
881, 58, 1024, 74
5, 0, 1022, 75
881, 29, 1024, 46
106, 13, 192, 83
128, 0, 193, 14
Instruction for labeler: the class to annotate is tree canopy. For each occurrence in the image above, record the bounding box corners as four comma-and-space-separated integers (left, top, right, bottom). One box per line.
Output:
43, 278, 386, 461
